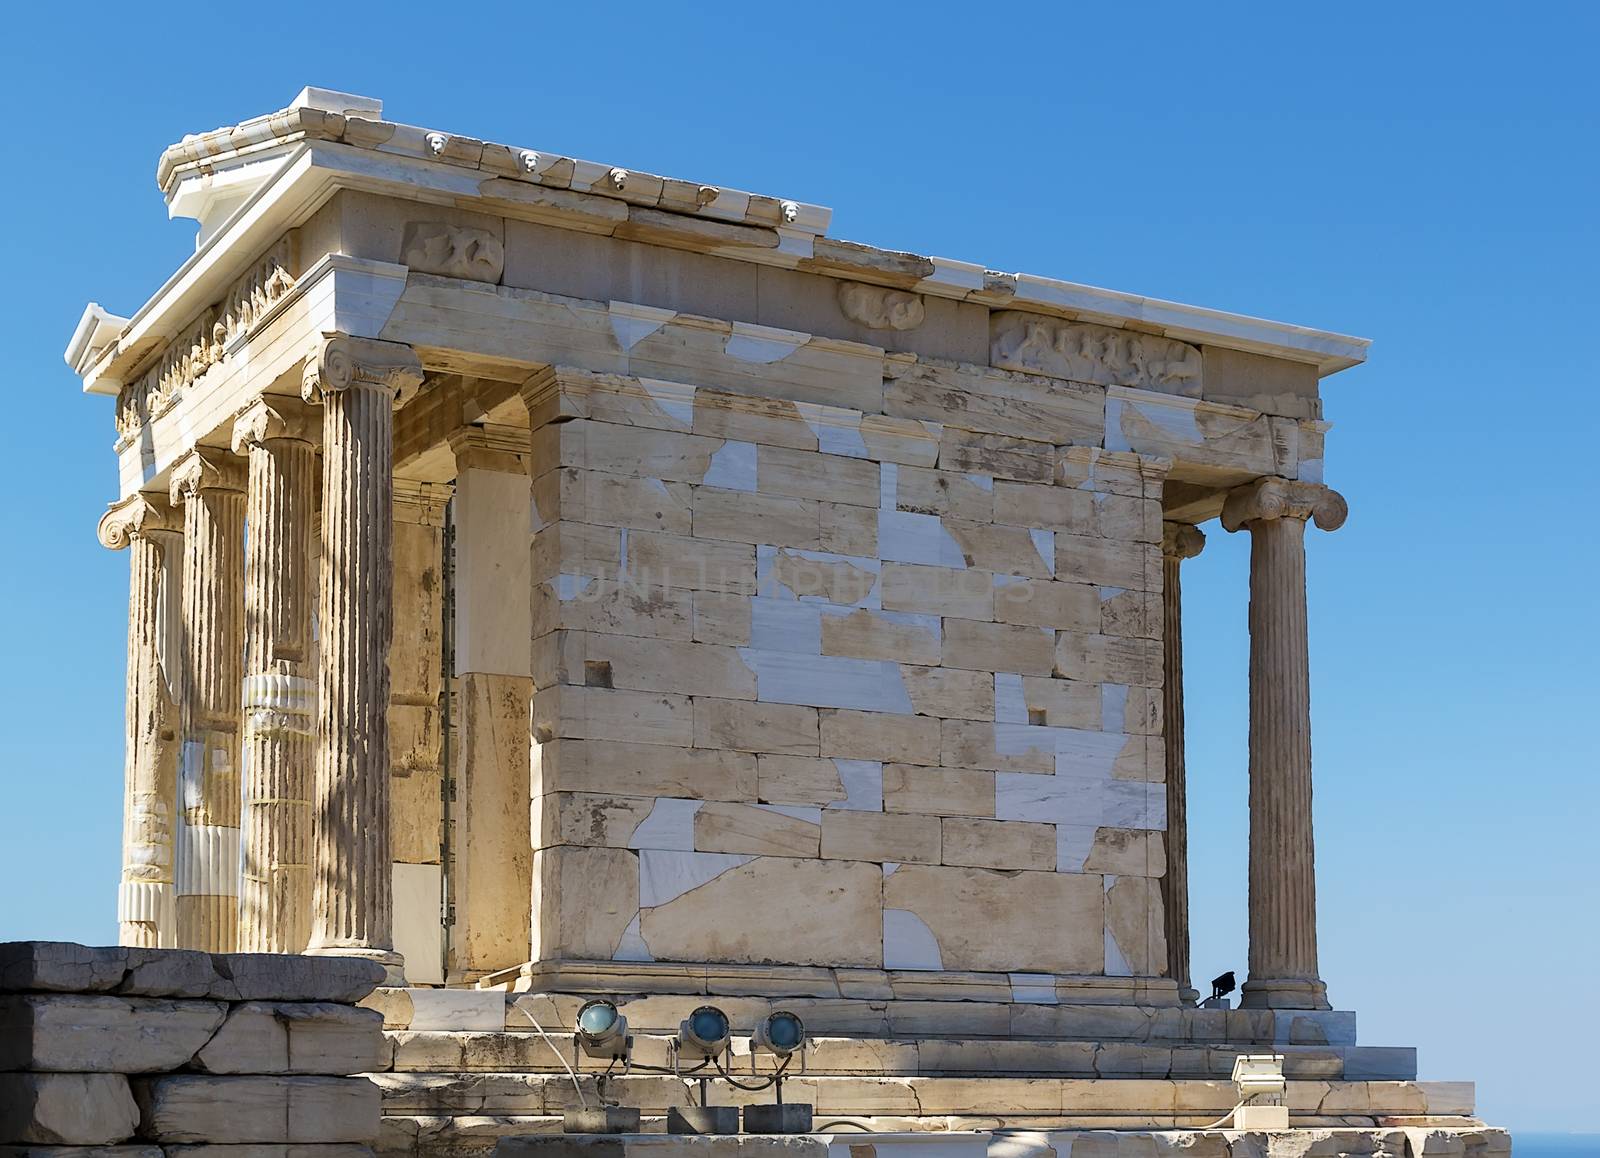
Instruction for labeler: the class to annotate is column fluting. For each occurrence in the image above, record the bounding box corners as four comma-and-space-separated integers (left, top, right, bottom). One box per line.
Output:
100, 494, 182, 948
1160, 521, 1205, 1003
301, 334, 423, 977
233, 398, 318, 953
168, 449, 247, 953
1222, 477, 1347, 1010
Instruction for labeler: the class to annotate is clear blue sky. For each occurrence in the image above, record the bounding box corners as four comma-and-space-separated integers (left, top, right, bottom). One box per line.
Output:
2, 1, 1594, 1134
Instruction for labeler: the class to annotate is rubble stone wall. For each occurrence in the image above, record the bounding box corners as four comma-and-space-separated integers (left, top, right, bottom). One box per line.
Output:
0, 941, 386, 1152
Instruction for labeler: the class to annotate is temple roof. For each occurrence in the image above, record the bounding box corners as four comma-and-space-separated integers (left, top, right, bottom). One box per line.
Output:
70, 87, 1369, 394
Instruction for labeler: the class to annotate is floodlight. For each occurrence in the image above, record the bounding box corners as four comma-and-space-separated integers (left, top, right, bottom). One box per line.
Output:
1210, 971, 1236, 1002
752, 1010, 806, 1058
1231, 1053, 1288, 1130
676, 1005, 731, 1059
575, 998, 630, 1060
1230, 1053, 1285, 1096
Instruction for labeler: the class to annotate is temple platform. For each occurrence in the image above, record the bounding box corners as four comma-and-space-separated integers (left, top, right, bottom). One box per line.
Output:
364, 989, 1473, 1157
393, 1126, 1510, 1158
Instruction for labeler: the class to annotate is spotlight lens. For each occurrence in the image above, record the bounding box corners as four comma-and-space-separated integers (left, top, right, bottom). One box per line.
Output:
690, 1006, 728, 1044
767, 1012, 803, 1050
578, 1000, 618, 1037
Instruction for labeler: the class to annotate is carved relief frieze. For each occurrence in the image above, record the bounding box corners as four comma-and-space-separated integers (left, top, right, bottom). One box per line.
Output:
115, 238, 296, 450
991, 311, 1203, 397
837, 281, 925, 331
401, 222, 504, 283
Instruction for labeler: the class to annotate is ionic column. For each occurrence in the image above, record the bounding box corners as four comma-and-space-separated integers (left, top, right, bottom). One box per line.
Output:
232, 398, 318, 953
1222, 478, 1347, 1010
99, 493, 182, 948
1160, 521, 1205, 1004
301, 334, 424, 978
169, 449, 247, 952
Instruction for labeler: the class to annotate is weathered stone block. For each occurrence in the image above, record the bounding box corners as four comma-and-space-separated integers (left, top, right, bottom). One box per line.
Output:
639, 858, 882, 968
883, 764, 995, 818
131, 1075, 379, 1143
821, 811, 941, 865
942, 817, 1054, 870
694, 802, 821, 857
192, 1002, 385, 1075
0, 1073, 139, 1145
0, 994, 226, 1073
819, 709, 938, 764
211, 956, 388, 1004
0, 1147, 161, 1158
942, 620, 1055, 676
0, 944, 129, 994
884, 865, 1104, 974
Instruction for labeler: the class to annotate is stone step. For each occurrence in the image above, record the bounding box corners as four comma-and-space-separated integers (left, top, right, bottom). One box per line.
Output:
369, 1072, 1472, 1121
365, 989, 1358, 1047
382, 1031, 1417, 1081
378, 1115, 1496, 1158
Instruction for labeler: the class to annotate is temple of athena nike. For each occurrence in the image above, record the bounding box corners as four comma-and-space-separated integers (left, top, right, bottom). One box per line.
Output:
63, 88, 1506, 1156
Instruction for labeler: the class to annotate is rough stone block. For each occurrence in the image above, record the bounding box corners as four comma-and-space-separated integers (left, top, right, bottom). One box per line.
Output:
639, 858, 882, 968
211, 956, 388, 1004
884, 865, 1104, 974
0, 1148, 161, 1158
821, 811, 940, 865
942, 817, 1055, 870
900, 666, 995, 721
0, 994, 226, 1073
114, 950, 219, 999
131, 1075, 379, 1144
942, 620, 1055, 676
0, 1073, 140, 1145
694, 803, 821, 857
819, 709, 938, 764
161, 1148, 374, 1158
0, 944, 129, 994
883, 764, 995, 818
193, 1002, 385, 1075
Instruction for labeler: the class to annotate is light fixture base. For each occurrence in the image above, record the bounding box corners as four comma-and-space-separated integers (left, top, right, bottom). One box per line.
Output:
668, 1106, 740, 1135
562, 1107, 640, 1135
743, 1103, 815, 1134
1235, 1104, 1291, 1130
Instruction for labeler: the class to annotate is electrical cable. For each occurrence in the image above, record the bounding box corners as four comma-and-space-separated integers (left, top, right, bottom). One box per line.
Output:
1195, 1103, 1245, 1130
523, 1014, 588, 1111
711, 1054, 791, 1092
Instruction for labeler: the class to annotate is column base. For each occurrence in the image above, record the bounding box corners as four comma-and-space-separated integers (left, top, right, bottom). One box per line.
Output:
305, 945, 407, 985
1239, 976, 1330, 1010
1177, 986, 1201, 1007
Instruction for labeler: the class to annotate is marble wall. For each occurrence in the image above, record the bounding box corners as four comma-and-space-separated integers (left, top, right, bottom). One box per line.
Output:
525, 369, 1172, 980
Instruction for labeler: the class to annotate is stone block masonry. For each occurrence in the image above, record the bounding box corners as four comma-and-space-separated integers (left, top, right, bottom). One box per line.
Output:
0, 941, 384, 1148
525, 368, 1176, 983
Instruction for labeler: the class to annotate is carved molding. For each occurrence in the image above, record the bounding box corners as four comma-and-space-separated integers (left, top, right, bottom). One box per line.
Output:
169, 448, 246, 504
991, 312, 1203, 397
301, 334, 425, 408
98, 493, 174, 550
401, 222, 505, 283
231, 396, 317, 454
394, 479, 455, 527
116, 239, 296, 450
837, 281, 925, 331
1221, 477, 1347, 533
1161, 522, 1207, 561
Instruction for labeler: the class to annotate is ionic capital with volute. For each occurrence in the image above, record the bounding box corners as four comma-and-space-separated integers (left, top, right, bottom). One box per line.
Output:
168, 448, 245, 505
1221, 477, 1347, 534
301, 333, 424, 408
231, 395, 317, 454
1161, 521, 1206, 562
98, 492, 175, 550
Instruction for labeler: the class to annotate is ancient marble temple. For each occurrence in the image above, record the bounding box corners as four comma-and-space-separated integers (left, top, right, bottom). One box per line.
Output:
68, 89, 1503, 1154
